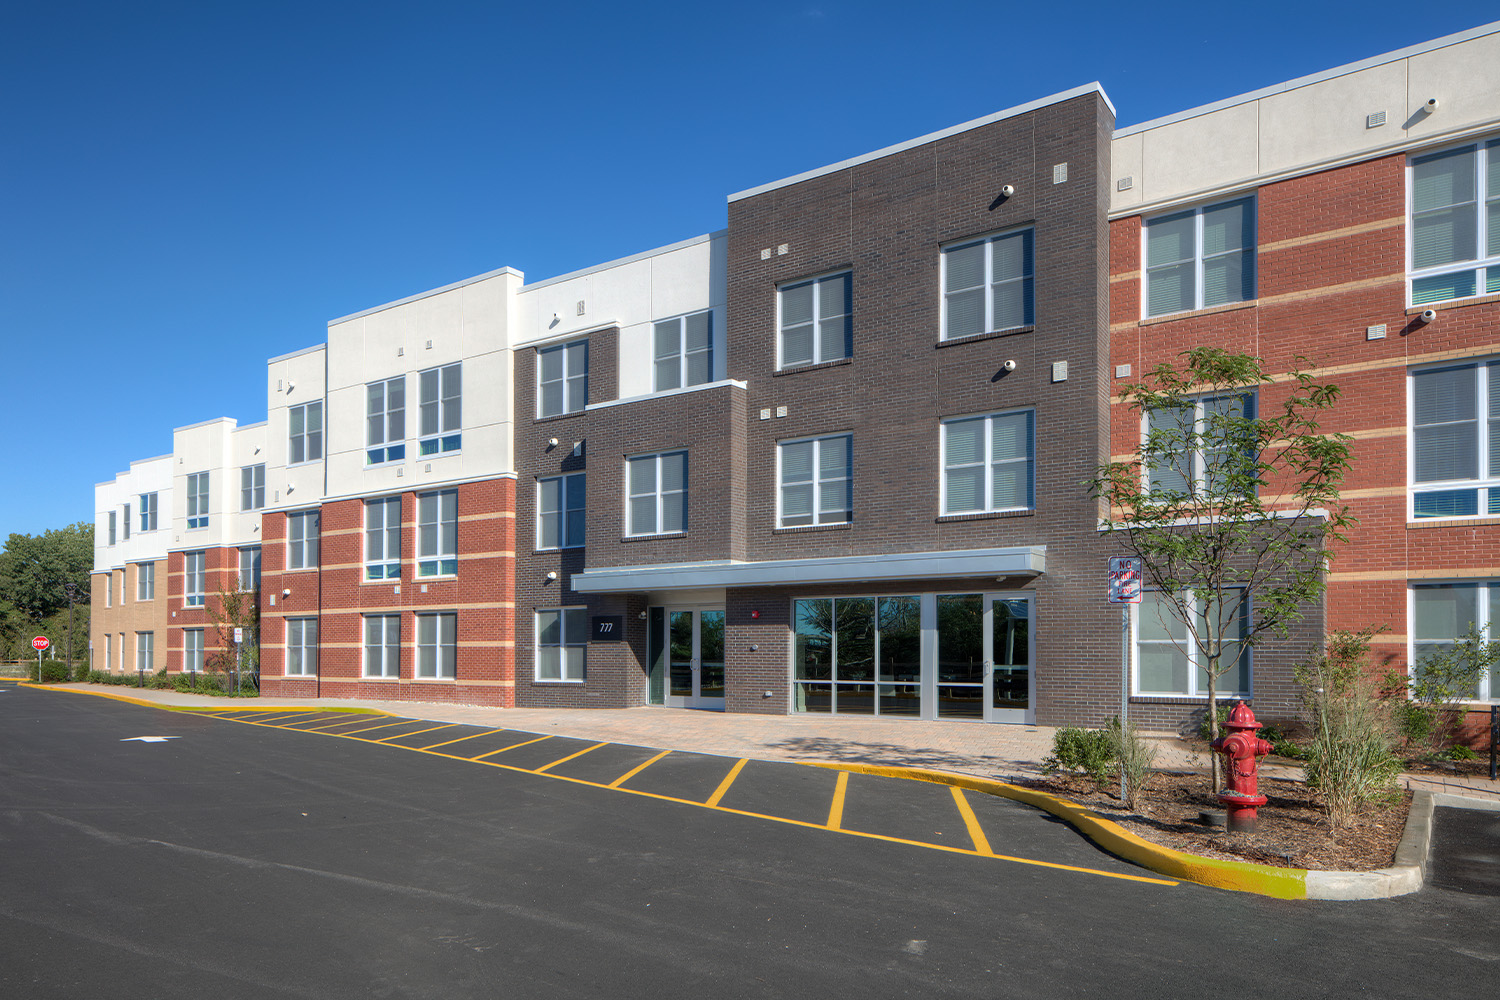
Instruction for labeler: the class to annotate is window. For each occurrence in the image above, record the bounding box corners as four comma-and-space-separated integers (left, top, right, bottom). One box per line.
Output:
185, 551, 206, 607
241, 464, 265, 511
1409, 139, 1500, 305
118, 632, 125, 671
187, 471, 209, 529
780, 272, 851, 366
1412, 582, 1500, 701
417, 490, 457, 576
654, 311, 713, 390
238, 546, 261, 592
123, 505, 130, 540
778, 435, 851, 527
1410, 361, 1500, 518
1144, 197, 1255, 317
137, 562, 155, 601
104, 634, 112, 672
1135, 589, 1250, 697
287, 617, 318, 676
108, 511, 116, 546
536, 608, 586, 681
627, 452, 687, 535
793, 596, 922, 715
289, 401, 324, 464
365, 497, 402, 580
942, 229, 1033, 338
1144, 393, 1254, 498
363, 614, 400, 678
140, 492, 158, 532
417, 612, 457, 679
184, 628, 205, 674
538, 340, 587, 417
366, 376, 406, 465
119, 569, 126, 605
136, 632, 154, 673
419, 363, 461, 455
538, 474, 585, 549
941, 411, 1034, 514
105, 572, 112, 607
287, 511, 320, 569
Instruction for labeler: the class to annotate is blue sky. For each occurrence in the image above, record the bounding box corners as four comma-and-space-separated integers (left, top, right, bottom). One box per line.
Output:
2, 1, 1496, 538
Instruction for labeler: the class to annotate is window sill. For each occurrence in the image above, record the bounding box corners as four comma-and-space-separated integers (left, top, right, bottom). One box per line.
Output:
412, 676, 457, 683
773, 521, 852, 534
532, 678, 585, 685
936, 326, 1034, 348
359, 676, 401, 682
937, 508, 1035, 523
775, 357, 853, 376
622, 531, 686, 543
534, 547, 584, 555
1130, 694, 1252, 704
286, 460, 322, 469
282, 566, 320, 575
415, 574, 458, 582
417, 447, 462, 460
362, 577, 402, 586
1408, 514, 1500, 528
536, 410, 586, 423
1138, 300, 1256, 326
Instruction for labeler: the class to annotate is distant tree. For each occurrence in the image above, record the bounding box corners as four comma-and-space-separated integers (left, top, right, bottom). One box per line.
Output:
0, 522, 93, 661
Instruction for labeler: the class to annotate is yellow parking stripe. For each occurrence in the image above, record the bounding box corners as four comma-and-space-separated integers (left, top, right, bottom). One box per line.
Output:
472, 734, 554, 759
826, 771, 849, 830
951, 786, 994, 857
533, 741, 608, 774
376, 724, 455, 742
705, 758, 748, 807
303, 718, 383, 732
336, 720, 421, 736
418, 728, 506, 750
609, 749, 671, 788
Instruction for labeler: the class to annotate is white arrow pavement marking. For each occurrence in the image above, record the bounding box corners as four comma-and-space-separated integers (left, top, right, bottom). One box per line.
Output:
120, 736, 181, 743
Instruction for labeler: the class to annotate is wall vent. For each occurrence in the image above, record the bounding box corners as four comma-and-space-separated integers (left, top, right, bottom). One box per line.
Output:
1366, 111, 1386, 128
1052, 163, 1068, 184
1117, 176, 1133, 191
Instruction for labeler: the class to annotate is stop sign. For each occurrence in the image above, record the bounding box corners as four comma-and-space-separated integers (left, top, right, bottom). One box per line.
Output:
32, 636, 50, 651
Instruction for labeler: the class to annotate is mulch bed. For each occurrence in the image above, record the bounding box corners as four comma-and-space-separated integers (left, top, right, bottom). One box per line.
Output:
1015, 766, 1411, 871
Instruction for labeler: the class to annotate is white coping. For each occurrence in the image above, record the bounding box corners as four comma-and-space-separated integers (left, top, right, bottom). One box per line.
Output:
585, 379, 747, 412
571, 546, 1046, 593
172, 416, 238, 433
729, 83, 1114, 203
520, 230, 725, 292
268, 343, 327, 364
327, 266, 525, 326
1115, 20, 1500, 137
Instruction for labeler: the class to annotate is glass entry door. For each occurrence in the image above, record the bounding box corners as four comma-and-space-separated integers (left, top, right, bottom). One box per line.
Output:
934, 593, 1033, 723
664, 608, 724, 710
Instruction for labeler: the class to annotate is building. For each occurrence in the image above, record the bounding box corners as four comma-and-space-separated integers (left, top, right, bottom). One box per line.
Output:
92, 22, 1500, 733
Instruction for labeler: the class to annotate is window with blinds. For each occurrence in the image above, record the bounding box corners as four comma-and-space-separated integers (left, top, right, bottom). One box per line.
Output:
778, 435, 851, 527
779, 272, 851, 366
941, 411, 1034, 515
1411, 360, 1500, 518
1410, 139, 1500, 306
1144, 197, 1255, 317
654, 311, 714, 390
942, 230, 1033, 339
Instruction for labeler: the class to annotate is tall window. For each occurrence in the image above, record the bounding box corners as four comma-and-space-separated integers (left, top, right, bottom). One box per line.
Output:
1136, 589, 1250, 698
1412, 582, 1499, 702
419, 363, 461, 455
104, 634, 112, 672
363, 614, 400, 678
417, 490, 457, 576
108, 510, 116, 545
536, 608, 586, 682
289, 401, 324, 464
627, 452, 687, 535
1410, 361, 1500, 518
119, 569, 126, 605
792, 596, 922, 715
123, 504, 130, 539
1409, 139, 1500, 305
417, 612, 457, 679
1144, 393, 1254, 498
137, 562, 155, 601
654, 311, 713, 390
241, 464, 266, 510
184, 629, 204, 674
1144, 197, 1255, 317
365, 496, 401, 580
538, 474, 585, 550
185, 551, 206, 607
140, 492, 158, 532
780, 272, 851, 367
187, 471, 210, 528
538, 341, 587, 417
287, 511, 320, 570
367, 376, 406, 464
942, 229, 1034, 339
287, 617, 318, 676
136, 632, 154, 673
941, 411, 1034, 514
238, 546, 261, 592
778, 435, 851, 527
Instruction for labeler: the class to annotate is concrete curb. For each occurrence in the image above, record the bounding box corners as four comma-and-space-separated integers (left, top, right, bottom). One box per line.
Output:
16, 681, 383, 715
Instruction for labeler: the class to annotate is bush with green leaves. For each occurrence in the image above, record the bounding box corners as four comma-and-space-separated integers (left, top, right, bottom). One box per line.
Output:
1042, 726, 1117, 788
1297, 630, 1403, 828
1385, 624, 1496, 757
1108, 717, 1158, 810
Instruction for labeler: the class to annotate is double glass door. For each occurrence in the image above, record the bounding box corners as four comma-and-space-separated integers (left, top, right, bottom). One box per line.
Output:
660, 608, 724, 709
935, 593, 1033, 724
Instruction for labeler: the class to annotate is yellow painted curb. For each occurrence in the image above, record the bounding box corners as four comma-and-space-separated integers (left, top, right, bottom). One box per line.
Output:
16, 683, 383, 716
813, 762, 1309, 899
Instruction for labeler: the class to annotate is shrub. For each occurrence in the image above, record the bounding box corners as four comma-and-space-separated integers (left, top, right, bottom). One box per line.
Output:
1042, 726, 1116, 787
1108, 717, 1158, 810
1385, 624, 1497, 756
148, 669, 173, 690
1297, 630, 1403, 829
38, 662, 70, 683
1437, 744, 1479, 762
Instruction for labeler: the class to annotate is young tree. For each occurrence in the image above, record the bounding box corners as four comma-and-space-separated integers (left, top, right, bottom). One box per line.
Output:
206, 588, 260, 694
1089, 348, 1355, 793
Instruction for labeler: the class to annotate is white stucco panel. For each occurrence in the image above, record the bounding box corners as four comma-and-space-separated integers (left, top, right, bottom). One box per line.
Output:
1259, 62, 1409, 176
1406, 34, 1500, 145
1138, 102, 1260, 205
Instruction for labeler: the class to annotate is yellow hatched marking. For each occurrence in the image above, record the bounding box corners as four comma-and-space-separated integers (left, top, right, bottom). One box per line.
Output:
609, 749, 671, 788
329, 720, 416, 736
375, 724, 455, 742
533, 742, 609, 774
303, 718, 387, 732
951, 787, 994, 857
706, 758, 749, 807
276, 716, 371, 729
418, 728, 506, 750
472, 734, 554, 759
253, 712, 329, 724
827, 771, 849, 830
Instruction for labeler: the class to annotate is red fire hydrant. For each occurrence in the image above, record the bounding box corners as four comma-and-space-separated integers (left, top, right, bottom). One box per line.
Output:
1210, 701, 1274, 832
